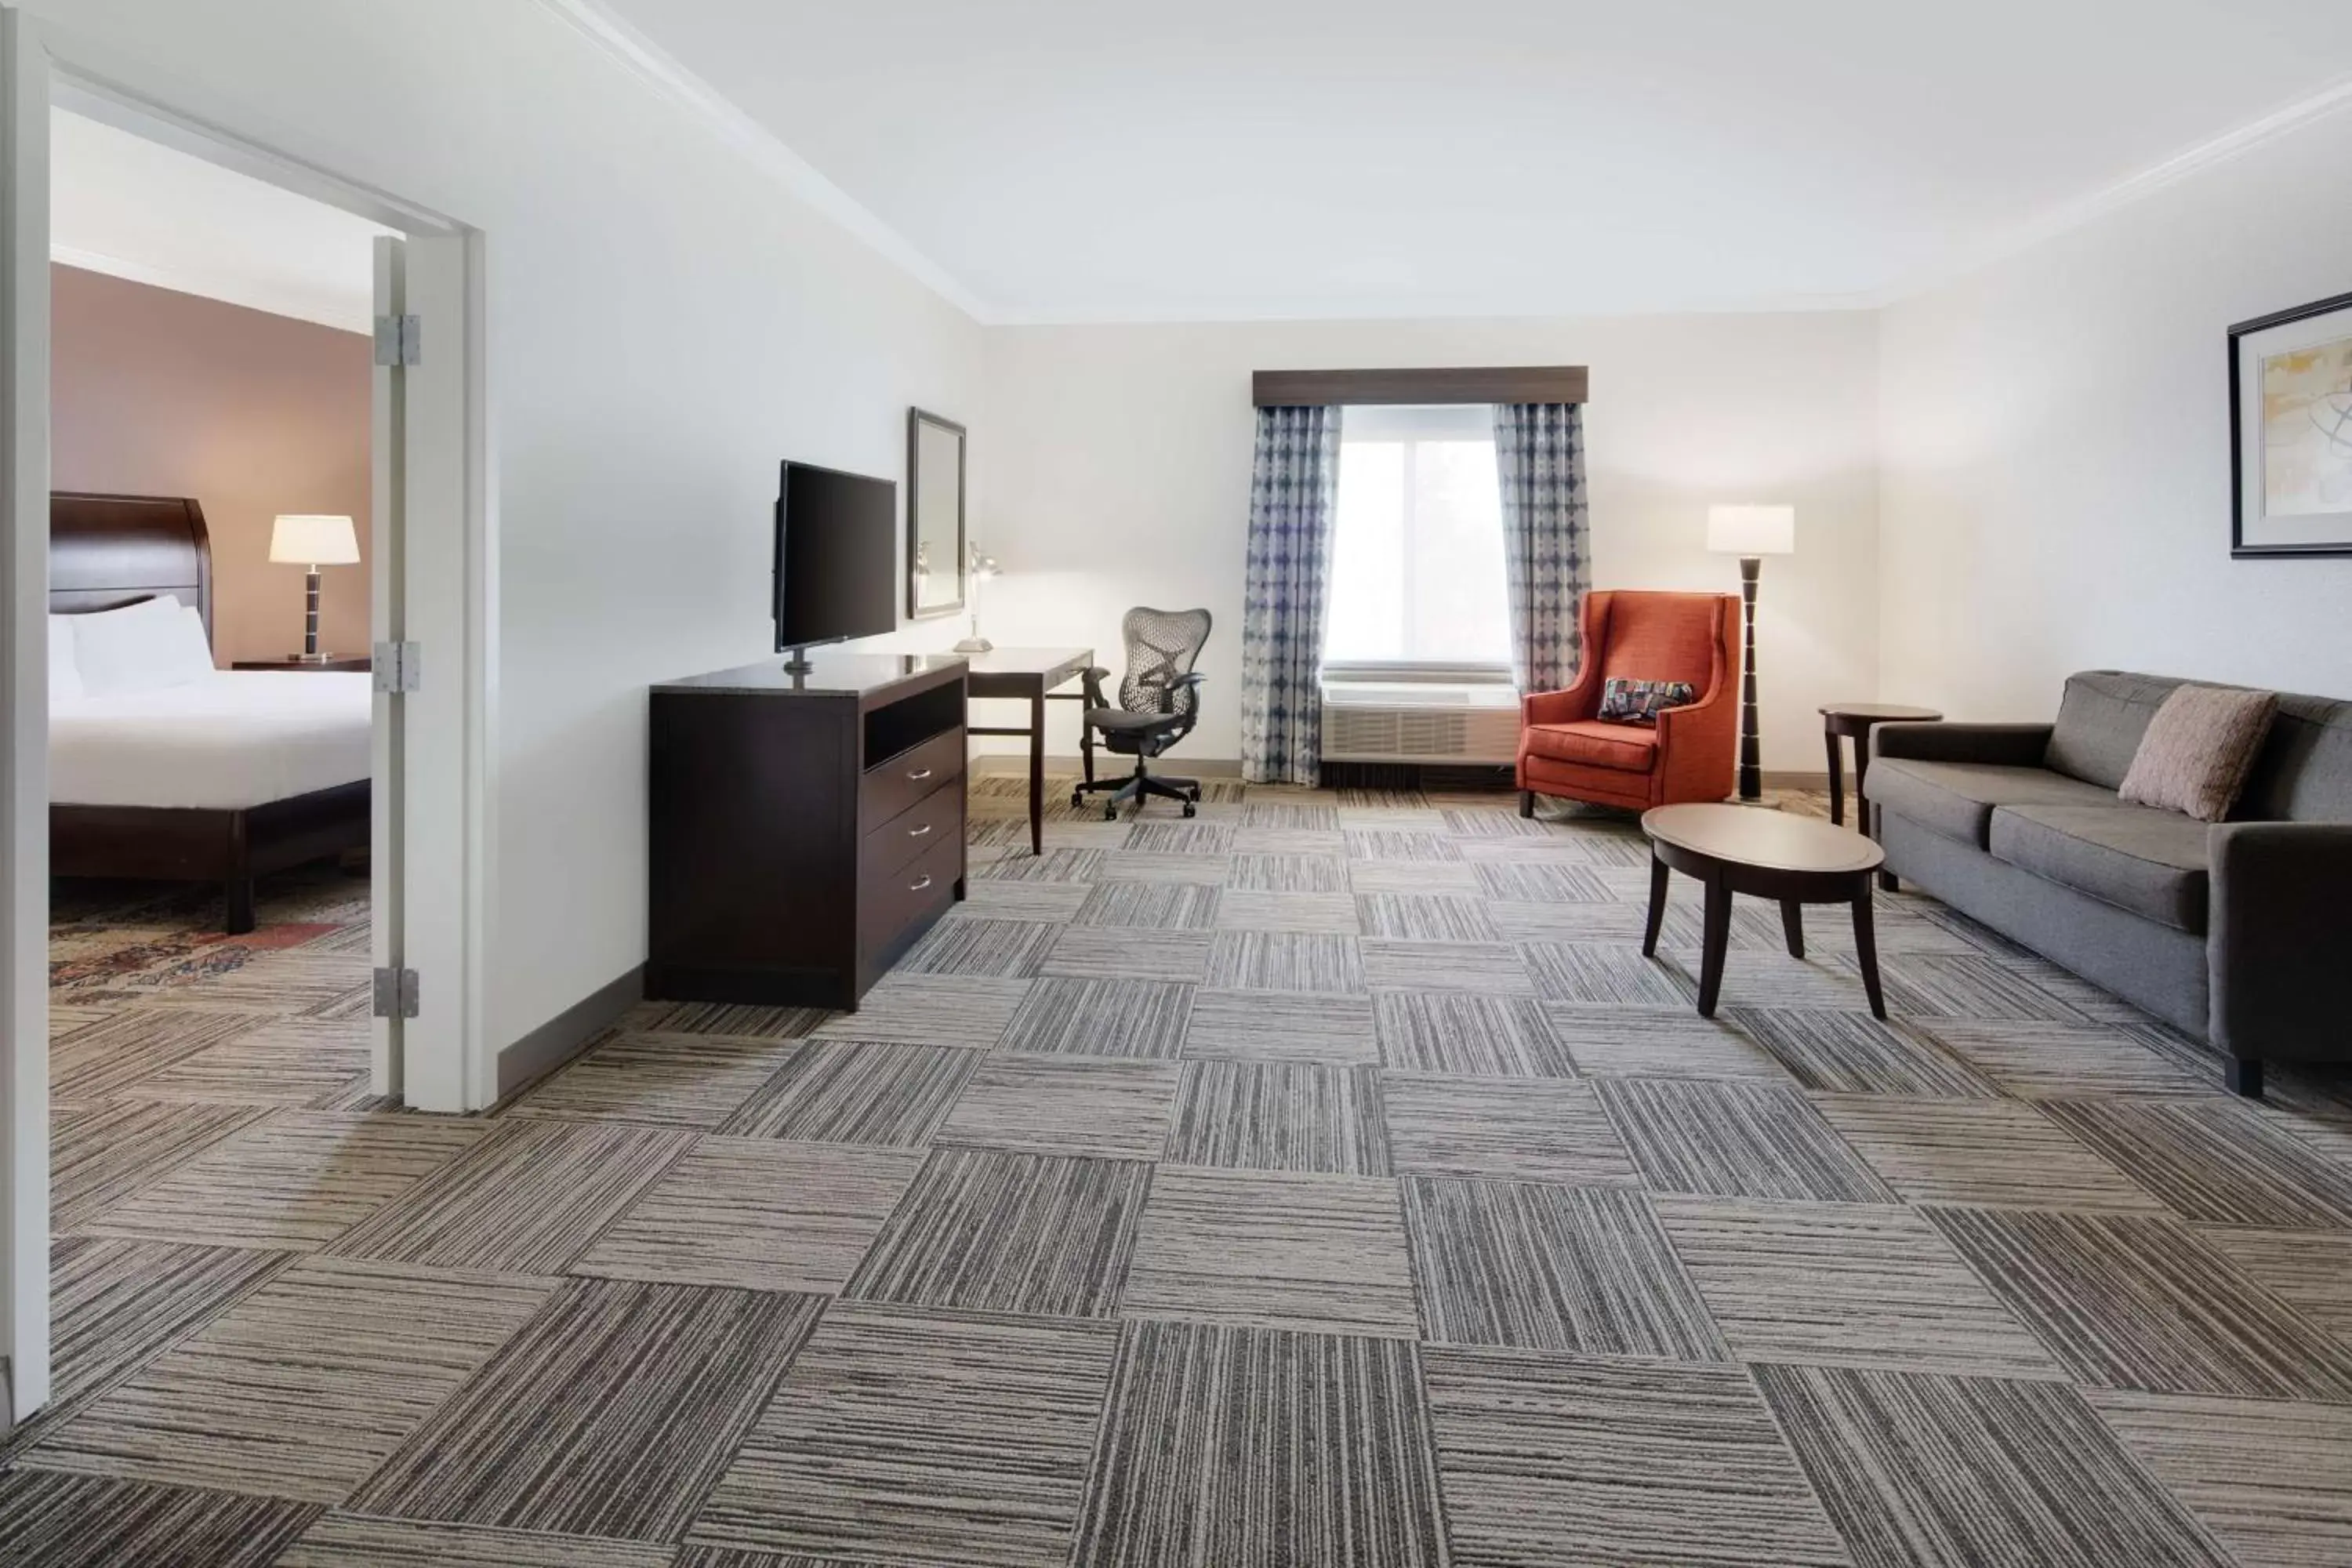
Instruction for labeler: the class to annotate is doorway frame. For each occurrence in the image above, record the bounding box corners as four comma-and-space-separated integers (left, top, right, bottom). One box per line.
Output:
1, 9, 498, 1425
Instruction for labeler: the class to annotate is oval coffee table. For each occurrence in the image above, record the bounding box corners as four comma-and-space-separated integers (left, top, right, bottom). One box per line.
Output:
1640, 803, 1889, 1019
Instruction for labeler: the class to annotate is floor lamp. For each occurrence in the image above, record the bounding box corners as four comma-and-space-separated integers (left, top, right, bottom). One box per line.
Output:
1707, 505, 1795, 803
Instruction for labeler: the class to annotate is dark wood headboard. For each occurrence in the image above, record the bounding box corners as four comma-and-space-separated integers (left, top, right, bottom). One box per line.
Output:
50, 492, 213, 643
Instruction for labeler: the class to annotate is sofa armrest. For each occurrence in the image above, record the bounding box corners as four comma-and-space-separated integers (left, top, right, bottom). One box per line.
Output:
1871, 721, 2054, 767
2209, 822, 2352, 1067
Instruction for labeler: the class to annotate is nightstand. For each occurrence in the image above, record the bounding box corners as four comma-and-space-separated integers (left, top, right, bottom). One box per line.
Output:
231, 655, 372, 673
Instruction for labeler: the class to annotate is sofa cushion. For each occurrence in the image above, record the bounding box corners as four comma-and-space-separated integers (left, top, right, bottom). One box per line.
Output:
1523, 720, 1657, 773
2239, 690, 2352, 824
2118, 684, 2278, 822
2045, 671, 2181, 789
1864, 758, 2120, 848
1990, 804, 2210, 935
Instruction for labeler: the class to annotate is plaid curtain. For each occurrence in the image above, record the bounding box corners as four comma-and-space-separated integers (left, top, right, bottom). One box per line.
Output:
1240, 405, 1342, 785
1494, 402, 1591, 693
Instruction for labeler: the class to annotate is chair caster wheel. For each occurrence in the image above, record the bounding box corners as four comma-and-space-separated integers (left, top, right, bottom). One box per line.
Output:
1181, 803, 1196, 818
1188, 786, 1203, 802
1103, 805, 1119, 822
1070, 791, 1085, 809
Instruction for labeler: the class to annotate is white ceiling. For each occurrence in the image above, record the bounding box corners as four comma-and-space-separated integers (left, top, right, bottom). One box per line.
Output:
51, 108, 392, 334
584, 0, 2352, 322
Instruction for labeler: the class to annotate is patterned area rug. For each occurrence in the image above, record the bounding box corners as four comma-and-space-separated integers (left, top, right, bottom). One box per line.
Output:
8, 786, 2352, 1567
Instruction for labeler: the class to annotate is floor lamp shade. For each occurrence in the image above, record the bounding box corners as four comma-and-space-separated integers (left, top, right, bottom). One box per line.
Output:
269, 514, 360, 660
1707, 505, 1796, 802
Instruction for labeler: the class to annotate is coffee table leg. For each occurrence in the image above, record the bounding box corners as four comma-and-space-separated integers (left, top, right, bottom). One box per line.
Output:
1825, 728, 1845, 826
1851, 883, 1887, 1019
1780, 899, 1806, 960
1697, 876, 1730, 1017
1642, 853, 1671, 958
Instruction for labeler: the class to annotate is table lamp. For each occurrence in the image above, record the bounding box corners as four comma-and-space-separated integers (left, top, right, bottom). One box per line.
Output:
955, 542, 1000, 654
1706, 504, 1795, 803
269, 514, 361, 662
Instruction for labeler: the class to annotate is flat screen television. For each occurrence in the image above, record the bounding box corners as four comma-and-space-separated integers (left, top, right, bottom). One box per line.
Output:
772, 459, 897, 667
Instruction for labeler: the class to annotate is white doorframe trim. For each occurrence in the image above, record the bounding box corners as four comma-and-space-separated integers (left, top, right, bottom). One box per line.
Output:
0, 9, 499, 1425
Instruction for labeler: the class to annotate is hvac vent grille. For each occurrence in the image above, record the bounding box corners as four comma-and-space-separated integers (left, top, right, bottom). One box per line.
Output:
1322, 702, 1517, 764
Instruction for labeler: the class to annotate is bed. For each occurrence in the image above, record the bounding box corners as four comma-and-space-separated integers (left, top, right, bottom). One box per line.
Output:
49, 492, 372, 934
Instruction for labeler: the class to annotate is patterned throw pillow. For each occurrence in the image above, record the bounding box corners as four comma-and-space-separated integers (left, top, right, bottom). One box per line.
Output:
1597, 677, 1696, 725
2118, 683, 2278, 822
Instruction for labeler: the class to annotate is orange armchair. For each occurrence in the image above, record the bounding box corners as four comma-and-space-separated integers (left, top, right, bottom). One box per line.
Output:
1517, 590, 1740, 815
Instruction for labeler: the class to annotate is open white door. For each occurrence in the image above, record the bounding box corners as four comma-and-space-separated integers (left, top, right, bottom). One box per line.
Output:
0, 3, 47, 1428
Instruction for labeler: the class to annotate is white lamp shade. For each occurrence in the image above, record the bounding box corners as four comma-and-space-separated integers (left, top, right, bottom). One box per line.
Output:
1706, 504, 1796, 556
269, 514, 360, 565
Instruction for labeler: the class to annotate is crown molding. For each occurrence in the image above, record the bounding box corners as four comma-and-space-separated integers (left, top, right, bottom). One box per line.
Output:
532, 0, 991, 322
1880, 70, 2352, 307
51, 244, 372, 334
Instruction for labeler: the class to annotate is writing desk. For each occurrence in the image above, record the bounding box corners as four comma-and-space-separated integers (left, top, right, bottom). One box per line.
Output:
964, 646, 1095, 855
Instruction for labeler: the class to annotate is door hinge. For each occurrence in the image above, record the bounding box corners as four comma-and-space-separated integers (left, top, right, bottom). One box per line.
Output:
373, 312, 421, 367
372, 967, 420, 1020
372, 641, 422, 693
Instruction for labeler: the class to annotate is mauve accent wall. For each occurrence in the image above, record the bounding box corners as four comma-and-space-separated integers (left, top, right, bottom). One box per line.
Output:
50, 263, 370, 665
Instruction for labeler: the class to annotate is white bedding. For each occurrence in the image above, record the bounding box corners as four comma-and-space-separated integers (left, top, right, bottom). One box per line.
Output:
51, 671, 372, 810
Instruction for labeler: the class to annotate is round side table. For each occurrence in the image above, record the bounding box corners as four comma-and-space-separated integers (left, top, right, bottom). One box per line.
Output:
1820, 703, 1942, 837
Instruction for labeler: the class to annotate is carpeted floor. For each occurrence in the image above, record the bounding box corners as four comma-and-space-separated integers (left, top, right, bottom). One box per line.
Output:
9, 780, 2352, 1567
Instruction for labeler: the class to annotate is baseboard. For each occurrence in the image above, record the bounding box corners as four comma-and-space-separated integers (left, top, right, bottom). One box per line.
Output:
494, 964, 644, 1101
1763, 771, 1830, 791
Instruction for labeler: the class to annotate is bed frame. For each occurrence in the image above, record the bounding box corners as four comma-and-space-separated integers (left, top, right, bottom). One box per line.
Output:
49, 492, 371, 935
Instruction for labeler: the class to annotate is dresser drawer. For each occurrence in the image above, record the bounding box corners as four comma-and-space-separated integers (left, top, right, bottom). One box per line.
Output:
860, 832, 960, 964
862, 779, 963, 883
862, 727, 964, 826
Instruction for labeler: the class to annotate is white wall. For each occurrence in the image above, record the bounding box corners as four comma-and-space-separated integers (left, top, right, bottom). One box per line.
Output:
1878, 107, 2352, 718
980, 314, 1881, 769
31, 0, 985, 1048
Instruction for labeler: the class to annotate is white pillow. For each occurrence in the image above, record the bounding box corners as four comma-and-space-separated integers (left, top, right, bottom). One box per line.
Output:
48, 614, 83, 705
69, 597, 216, 697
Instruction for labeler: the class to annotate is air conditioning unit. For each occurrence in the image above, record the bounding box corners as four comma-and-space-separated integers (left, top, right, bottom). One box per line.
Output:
1319, 679, 1519, 764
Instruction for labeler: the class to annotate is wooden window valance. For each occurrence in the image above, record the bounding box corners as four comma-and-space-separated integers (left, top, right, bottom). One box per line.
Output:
1250, 365, 1589, 408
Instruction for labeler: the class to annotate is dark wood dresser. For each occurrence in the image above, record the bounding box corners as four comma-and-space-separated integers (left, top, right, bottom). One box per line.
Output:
646, 653, 967, 1010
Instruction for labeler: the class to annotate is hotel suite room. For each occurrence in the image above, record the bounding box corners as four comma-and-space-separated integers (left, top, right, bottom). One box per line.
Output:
2, 2, 2351, 1566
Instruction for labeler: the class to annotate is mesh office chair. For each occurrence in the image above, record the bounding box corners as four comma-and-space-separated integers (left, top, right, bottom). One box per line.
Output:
1074, 606, 1213, 820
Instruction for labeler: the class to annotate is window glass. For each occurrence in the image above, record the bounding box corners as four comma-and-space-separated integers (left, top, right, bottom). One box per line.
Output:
1324, 404, 1510, 666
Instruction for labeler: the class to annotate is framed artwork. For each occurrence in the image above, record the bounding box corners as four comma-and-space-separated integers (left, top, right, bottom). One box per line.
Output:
2230, 289, 2352, 557
906, 407, 967, 618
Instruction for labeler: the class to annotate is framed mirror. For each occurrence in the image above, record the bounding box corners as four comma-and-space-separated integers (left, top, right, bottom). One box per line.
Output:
907, 408, 967, 618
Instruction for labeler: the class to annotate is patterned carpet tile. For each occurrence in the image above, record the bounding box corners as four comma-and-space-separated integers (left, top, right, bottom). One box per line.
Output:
1356, 893, 1502, 942
1543, 1005, 1794, 1080
898, 917, 1062, 978
0, 1470, 320, 1568
1599, 1077, 1900, 1203
127, 1017, 369, 1107
24, 1258, 554, 1504
1381, 1073, 1639, 1185
1232, 826, 1351, 857
1486, 897, 1650, 943
1348, 858, 1480, 895
1469, 859, 1614, 903
1123, 1166, 1421, 1337
1203, 931, 1367, 993
102, 948, 369, 1017
1925, 1206, 2352, 1400
1655, 949, 1888, 1014
688, 1302, 1118, 1568
1041, 926, 1214, 982
1075, 880, 1221, 931
77, 1111, 489, 1253
1654, 1196, 2061, 1379
1360, 939, 1536, 996
1091, 850, 1233, 886
1242, 800, 1341, 832
1212, 890, 1363, 934
1812, 1094, 2165, 1212
1753, 1362, 2231, 1568
949, 879, 1094, 924
327, 1120, 695, 1275
1074, 1321, 1447, 1568
1423, 1348, 1849, 1568
844, 1146, 1151, 1318
1370, 992, 1575, 1078
938, 1052, 1183, 1160
49, 1100, 267, 1232
1727, 1007, 2000, 1099
276, 1515, 678, 1567
805, 974, 1028, 1048
1916, 1018, 2211, 1098
1124, 821, 1233, 855
2041, 1096, 2352, 1227
1869, 952, 2092, 1022
719, 1040, 978, 1146
1403, 1178, 1728, 1359
2089, 1390, 2352, 1568
1519, 942, 1693, 1007
2194, 1225, 2352, 1340
996, 976, 1196, 1060
572, 1136, 921, 1294
510, 1031, 798, 1129
1179, 988, 1379, 1064
354, 1279, 822, 1541
49, 1007, 283, 1103
1166, 1059, 1389, 1174
619, 999, 827, 1040
1344, 829, 1463, 862
973, 847, 1102, 883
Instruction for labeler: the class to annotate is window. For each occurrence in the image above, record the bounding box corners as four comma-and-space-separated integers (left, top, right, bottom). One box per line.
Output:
1322, 404, 1511, 673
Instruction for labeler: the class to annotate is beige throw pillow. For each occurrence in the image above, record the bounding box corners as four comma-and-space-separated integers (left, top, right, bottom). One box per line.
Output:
2117, 684, 2278, 822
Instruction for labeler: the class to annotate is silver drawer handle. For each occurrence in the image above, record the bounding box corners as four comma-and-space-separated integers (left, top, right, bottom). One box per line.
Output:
909, 874, 933, 892
908, 823, 934, 838
908, 768, 934, 782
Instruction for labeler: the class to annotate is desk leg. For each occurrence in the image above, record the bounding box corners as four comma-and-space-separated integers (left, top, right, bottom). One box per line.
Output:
1028, 688, 1046, 856
1825, 728, 1846, 826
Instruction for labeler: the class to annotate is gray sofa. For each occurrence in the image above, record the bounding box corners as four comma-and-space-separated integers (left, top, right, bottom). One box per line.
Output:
1865, 670, 2352, 1098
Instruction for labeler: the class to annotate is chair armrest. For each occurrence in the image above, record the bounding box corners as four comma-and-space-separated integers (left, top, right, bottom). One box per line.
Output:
1870, 722, 2053, 767
1080, 665, 1113, 709
1653, 679, 1737, 800
1523, 664, 1601, 727
2209, 822, 2352, 1065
